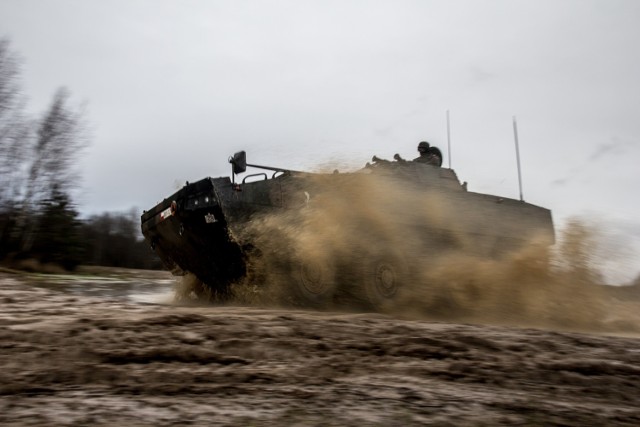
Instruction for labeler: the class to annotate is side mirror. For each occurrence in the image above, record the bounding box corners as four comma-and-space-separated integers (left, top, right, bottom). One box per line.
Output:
230, 151, 247, 174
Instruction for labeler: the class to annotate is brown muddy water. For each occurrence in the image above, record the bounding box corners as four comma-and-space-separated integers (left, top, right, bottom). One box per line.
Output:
20, 268, 175, 304
1, 269, 639, 426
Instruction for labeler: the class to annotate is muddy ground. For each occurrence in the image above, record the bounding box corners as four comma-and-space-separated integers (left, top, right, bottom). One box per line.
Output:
1, 269, 640, 426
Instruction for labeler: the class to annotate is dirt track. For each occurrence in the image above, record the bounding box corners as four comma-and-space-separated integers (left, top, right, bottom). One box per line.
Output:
1, 271, 640, 426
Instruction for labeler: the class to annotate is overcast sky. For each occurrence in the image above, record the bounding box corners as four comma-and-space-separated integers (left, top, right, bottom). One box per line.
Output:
1, 0, 639, 282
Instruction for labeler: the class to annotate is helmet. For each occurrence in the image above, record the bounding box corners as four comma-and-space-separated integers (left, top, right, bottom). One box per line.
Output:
418, 141, 430, 153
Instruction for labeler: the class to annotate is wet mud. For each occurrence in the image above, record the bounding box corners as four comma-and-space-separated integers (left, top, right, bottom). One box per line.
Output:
1, 271, 640, 426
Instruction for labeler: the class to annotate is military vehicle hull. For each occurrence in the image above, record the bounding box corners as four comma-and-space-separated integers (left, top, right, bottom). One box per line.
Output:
141, 152, 554, 308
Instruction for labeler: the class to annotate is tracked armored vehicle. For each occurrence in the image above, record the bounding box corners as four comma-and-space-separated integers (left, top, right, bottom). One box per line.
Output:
141, 151, 554, 309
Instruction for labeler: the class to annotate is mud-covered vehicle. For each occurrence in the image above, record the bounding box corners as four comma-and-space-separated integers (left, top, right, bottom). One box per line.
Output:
141, 151, 554, 309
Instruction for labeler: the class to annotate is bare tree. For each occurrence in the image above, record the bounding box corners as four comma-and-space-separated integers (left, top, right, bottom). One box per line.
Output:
24, 88, 86, 202
0, 39, 90, 268
20, 87, 88, 251
0, 39, 30, 210
0, 39, 31, 254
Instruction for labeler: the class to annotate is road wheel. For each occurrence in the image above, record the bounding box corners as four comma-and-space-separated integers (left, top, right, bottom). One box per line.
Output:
291, 258, 337, 307
362, 255, 409, 311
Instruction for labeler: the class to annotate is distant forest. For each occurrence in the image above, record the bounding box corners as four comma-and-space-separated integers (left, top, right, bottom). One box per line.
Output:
0, 39, 161, 271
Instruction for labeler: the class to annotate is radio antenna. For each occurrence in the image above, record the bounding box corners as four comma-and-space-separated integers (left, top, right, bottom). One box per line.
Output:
512, 116, 524, 201
446, 110, 452, 168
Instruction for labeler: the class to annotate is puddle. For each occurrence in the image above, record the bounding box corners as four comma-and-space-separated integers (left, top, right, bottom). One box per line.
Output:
25, 274, 175, 304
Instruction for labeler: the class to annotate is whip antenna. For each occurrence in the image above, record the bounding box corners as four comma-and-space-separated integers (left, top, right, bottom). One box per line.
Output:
512, 116, 524, 201
446, 110, 452, 168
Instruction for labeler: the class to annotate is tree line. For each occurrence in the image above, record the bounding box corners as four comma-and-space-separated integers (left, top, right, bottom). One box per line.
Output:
0, 39, 161, 271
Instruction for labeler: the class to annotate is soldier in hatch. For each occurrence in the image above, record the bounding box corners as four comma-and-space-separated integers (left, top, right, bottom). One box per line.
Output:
413, 141, 442, 167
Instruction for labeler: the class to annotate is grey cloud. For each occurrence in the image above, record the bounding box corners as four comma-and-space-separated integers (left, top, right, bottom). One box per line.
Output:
587, 137, 634, 161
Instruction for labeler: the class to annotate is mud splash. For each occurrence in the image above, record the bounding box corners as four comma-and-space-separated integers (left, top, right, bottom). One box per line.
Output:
208, 168, 640, 334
